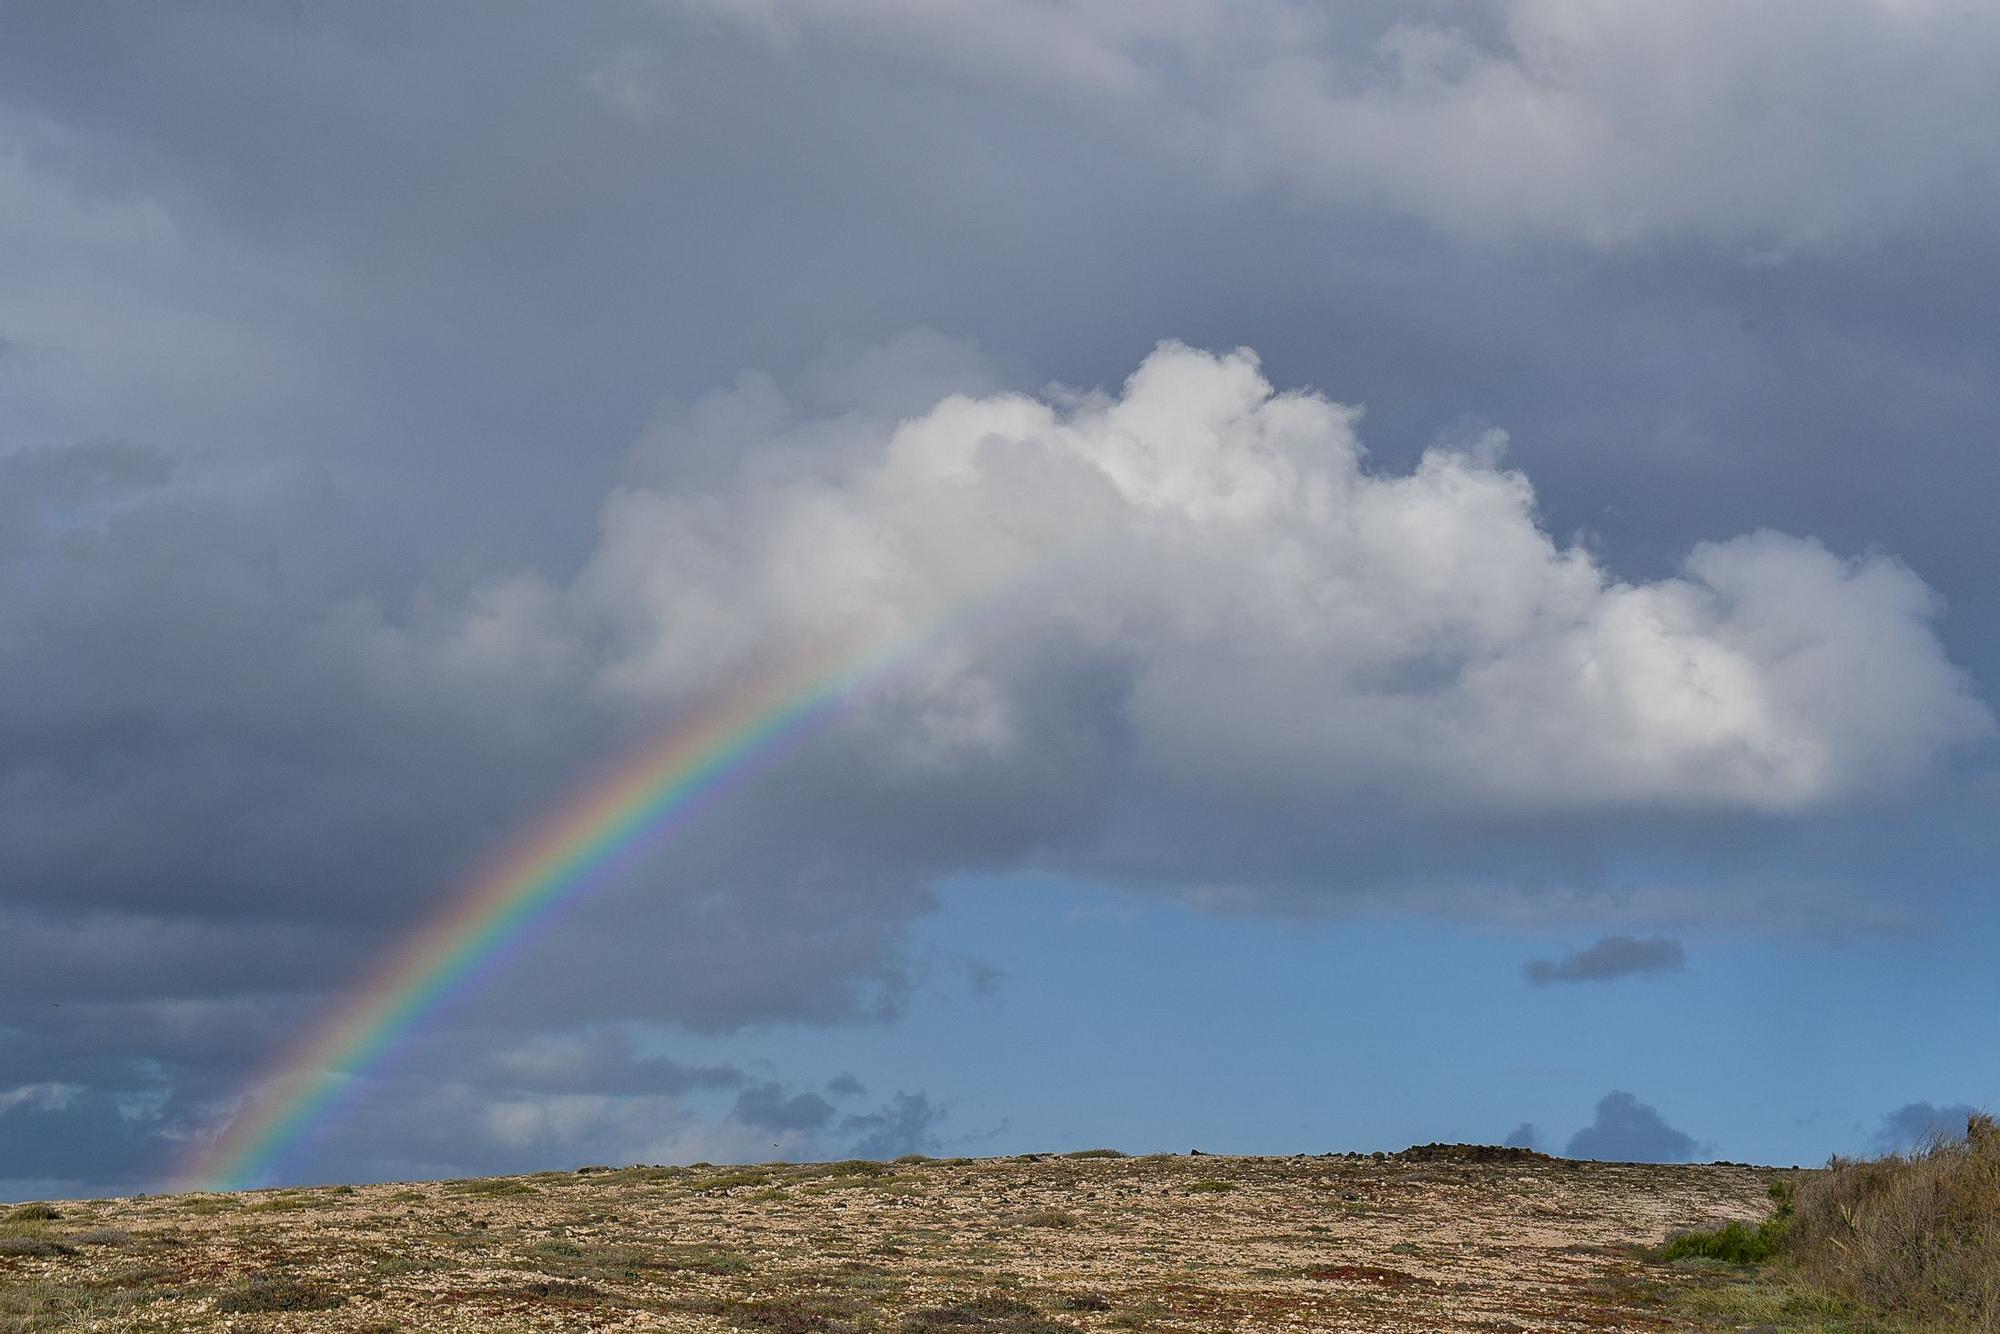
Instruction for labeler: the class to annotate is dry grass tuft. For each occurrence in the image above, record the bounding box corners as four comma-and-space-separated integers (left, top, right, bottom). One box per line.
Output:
1019, 1208, 1080, 1229
901, 1295, 1078, 1332
212, 1274, 346, 1313
446, 1176, 538, 1196
1785, 1111, 2000, 1329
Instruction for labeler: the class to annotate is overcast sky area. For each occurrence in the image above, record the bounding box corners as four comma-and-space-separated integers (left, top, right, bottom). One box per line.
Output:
5, 1, 2000, 1199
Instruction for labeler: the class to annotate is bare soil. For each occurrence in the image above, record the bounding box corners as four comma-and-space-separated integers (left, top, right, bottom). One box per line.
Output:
0, 1148, 1787, 1332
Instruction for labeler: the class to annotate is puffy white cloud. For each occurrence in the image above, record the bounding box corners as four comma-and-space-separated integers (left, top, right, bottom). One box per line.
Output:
689, 0, 2000, 247
543, 340, 1984, 817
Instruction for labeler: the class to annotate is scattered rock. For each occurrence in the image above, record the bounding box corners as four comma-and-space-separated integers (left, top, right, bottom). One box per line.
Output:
1395, 1143, 1553, 1165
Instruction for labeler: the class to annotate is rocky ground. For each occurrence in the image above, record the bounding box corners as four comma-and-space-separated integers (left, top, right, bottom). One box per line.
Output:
0, 1147, 1789, 1332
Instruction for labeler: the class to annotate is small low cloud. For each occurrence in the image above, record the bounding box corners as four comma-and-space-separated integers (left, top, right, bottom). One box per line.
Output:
731, 1082, 835, 1133
840, 1092, 945, 1160
1873, 1101, 1985, 1153
825, 1073, 866, 1098
1524, 935, 1686, 986
1502, 1122, 1540, 1151
959, 957, 1004, 998
485, 1029, 745, 1096
1565, 1091, 1699, 1163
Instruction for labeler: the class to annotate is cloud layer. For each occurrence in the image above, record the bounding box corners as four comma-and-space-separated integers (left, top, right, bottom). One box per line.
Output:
696, 0, 2000, 247
0, 331, 1987, 1191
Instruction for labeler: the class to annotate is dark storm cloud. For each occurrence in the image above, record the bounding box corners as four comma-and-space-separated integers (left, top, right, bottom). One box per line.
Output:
0, 430, 961, 1189
1523, 936, 1687, 986
0, 1088, 171, 1190
1564, 1092, 1700, 1164
1873, 1102, 1987, 1154
2, 0, 1999, 1193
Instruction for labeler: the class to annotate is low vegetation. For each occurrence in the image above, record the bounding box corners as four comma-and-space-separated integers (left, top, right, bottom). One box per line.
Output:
1663, 1112, 2000, 1332
1786, 1111, 2000, 1329
1659, 1180, 1795, 1264
211, 1273, 346, 1313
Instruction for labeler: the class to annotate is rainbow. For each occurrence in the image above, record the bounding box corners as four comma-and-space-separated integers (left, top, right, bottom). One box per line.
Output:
183, 618, 961, 1192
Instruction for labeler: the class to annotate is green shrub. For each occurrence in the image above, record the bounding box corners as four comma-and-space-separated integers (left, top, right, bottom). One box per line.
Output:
693, 1170, 773, 1191
1661, 1218, 1788, 1264
1661, 1179, 1794, 1265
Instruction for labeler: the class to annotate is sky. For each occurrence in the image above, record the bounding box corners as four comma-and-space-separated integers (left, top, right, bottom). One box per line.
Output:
4, 0, 1999, 1199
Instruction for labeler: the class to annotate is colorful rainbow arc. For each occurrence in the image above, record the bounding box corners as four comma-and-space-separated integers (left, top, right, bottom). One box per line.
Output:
182, 614, 964, 1192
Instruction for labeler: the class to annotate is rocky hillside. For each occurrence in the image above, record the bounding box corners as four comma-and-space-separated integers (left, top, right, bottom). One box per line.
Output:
0, 1148, 1784, 1332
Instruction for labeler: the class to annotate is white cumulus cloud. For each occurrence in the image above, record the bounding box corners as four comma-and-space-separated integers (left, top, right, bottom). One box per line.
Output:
475, 338, 1988, 818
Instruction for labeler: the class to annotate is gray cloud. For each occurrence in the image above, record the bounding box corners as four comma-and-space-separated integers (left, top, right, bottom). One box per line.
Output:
841, 1092, 946, 1160
732, 1082, 836, 1134
0, 1086, 171, 1190
479, 1030, 744, 1098
1524, 935, 1687, 985
1502, 1122, 1540, 1151
1564, 1091, 1700, 1163
697, 0, 2000, 248
1873, 1101, 1986, 1154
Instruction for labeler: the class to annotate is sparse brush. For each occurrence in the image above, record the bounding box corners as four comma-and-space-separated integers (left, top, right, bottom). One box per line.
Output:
1019, 1208, 1079, 1229
901, 1295, 1078, 1333
69, 1228, 135, 1247
1783, 1112, 2000, 1330
212, 1274, 346, 1313
445, 1177, 537, 1196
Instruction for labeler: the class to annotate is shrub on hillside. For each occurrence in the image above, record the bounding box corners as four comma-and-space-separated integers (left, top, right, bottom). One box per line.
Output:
1785, 1112, 2000, 1329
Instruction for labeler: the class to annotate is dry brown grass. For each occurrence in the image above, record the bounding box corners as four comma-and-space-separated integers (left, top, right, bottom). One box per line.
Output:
1783, 1111, 2000, 1329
